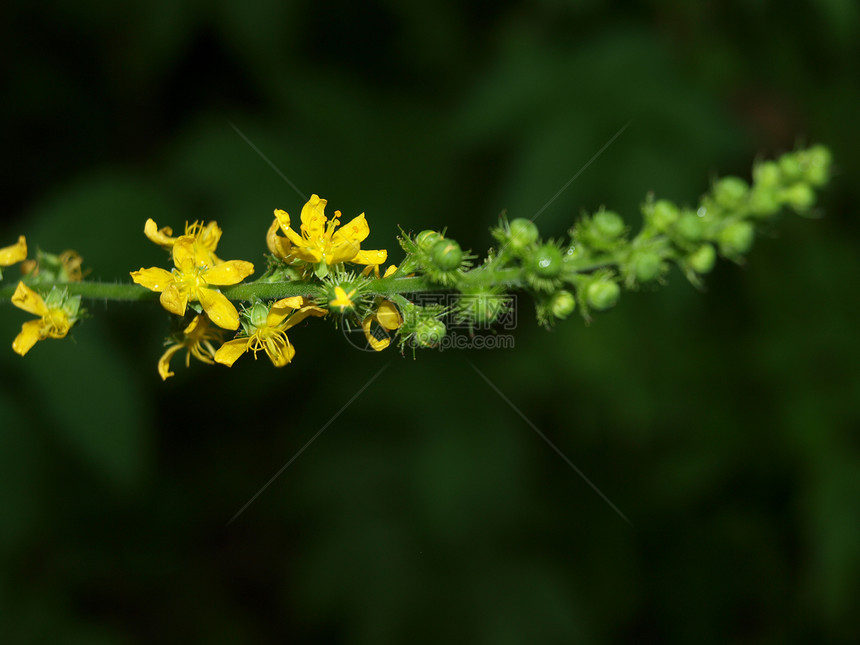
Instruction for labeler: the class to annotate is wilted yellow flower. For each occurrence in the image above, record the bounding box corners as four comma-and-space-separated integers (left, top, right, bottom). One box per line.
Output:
0, 235, 27, 270
270, 195, 387, 276
362, 299, 402, 351
11, 282, 81, 356
145, 218, 223, 265
21, 249, 86, 282
158, 314, 224, 380
329, 286, 357, 311
130, 235, 253, 330
214, 296, 325, 367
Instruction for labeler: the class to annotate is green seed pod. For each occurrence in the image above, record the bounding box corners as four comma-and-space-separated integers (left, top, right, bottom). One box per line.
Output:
531, 244, 563, 278
460, 290, 508, 327
416, 230, 443, 251
248, 301, 270, 328
649, 199, 679, 232
586, 280, 620, 311
754, 161, 781, 189
508, 218, 539, 251
414, 319, 446, 347
781, 183, 815, 212
748, 187, 781, 218
687, 244, 716, 274
713, 176, 749, 210
549, 290, 576, 319
676, 212, 704, 242
630, 250, 663, 283
718, 221, 755, 257
594, 210, 625, 240
430, 239, 463, 271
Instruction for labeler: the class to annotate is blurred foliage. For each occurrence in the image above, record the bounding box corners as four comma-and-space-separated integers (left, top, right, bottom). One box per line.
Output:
1, 0, 859, 642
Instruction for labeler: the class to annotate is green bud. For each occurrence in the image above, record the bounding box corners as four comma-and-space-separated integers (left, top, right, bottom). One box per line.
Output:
713, 176, 749, 210
549, 290, 576, 319
754, 161, 781, 189
594, 210, 625, 240
718, 221, 755, 257
778, 154, 803, 182
687, 244, 716, 274
586, 280, 620, 311
531, 244, 563, 278
414, 319, 446, 347
248, 301, 270, 328
781, 183, 815, 212
630, 250, 663, 283
43, 287, 65, 309
649, 200, 679, 232
430, 239, 463, 271
416, 230, 443, 251
676, 212, 704, 242
508, 218, 539, 251
803, 145, 832, 187
460, 291, 508, 326
748, 187, 781, 218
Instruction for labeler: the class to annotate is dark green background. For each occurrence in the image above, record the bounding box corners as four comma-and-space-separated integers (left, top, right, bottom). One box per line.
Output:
2, 0, 859, 642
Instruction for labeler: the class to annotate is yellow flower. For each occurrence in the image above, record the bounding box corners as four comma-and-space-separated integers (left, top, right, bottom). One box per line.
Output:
214, 297, 325, 367
144, 218, 223, 265
10, 282, 80, 356
158, 314, 224, 380
271, 195, 387, 276
130, 235, 254, 330
362, 299, 402, 351
0, 235, 27, 270
329, 285, 357, 312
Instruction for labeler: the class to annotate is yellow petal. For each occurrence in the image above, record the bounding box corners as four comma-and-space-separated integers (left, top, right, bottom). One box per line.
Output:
266, 219, 290, 258
300, 194, 328, 239
267, 339, 296, 367
327, 239, 361, 265
12, 320, 44, 356
204, 260, 254, 286
351, 249, 388, 266
362, 314, 391, 351
281, 305, 327, 331
289, 246, 323, 263
11, 282, 48, 316
130, 267, 173, 292
196, 221, 222, 253
376, 300, 402, 330
329, 286, 354, 308
157, 343, 184, 380
171, 236, 198, 272
331, 213, 369, 246
274, 208, 291, 235
214, 338, 250, 366
144, 219, 176, 248
383, 264, 398, 278
198, 288, 239, 330
0, 235, 27, 266
159, 284, 188, 316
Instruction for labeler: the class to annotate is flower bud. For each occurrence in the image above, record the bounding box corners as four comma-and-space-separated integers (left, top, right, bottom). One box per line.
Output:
748, 187, 780, 218
508, 218, 539, 251
629, 250, 663, 283
416, 230, 443, 251
687, 244, 716, 274
781, 183, 815, 213
754, 161, 781, 189
414, 319, 446, 347
549, 290, 576, 319
648, 199, 679, 232
593, 210, 625, 240
459, 290, 508, 327
802, 145, 832, 187
676, 212, 704, 242
430, 239, 463, 271
713, 176, 749, 210
778, 154, 803, 182
248, 301, 270, 328
718, 221, 754, 257
586, 280, 620, 311
531, 244, 563, 278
